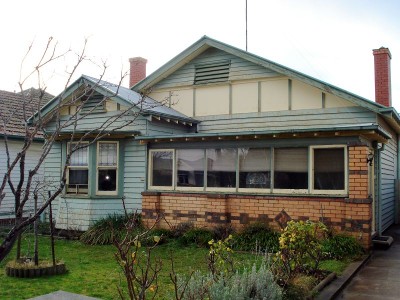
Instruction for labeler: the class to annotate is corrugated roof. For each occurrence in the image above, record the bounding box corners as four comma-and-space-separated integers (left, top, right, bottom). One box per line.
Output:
0, 88, 53, 138
82, 75, 198, 123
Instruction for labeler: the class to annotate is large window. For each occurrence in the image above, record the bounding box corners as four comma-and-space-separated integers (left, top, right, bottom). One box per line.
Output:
97, 141, 118, 195
177, 149, 204, 188
67, 142, 89, 195
148, 145, 347, 195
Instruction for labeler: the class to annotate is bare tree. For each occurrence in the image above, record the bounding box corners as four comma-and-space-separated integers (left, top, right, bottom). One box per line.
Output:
0, 37, 162, 262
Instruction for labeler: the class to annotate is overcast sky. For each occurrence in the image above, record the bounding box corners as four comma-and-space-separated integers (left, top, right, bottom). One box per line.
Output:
1, 0, 399, 108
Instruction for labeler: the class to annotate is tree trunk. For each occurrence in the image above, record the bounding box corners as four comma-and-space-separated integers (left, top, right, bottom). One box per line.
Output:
0, 232, 19, 262
34, 193, 39, 266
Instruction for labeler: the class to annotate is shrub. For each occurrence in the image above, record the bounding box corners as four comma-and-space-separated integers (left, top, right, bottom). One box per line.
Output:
277, 220, 328, 275
179, 261, 282, 300
171, 222, 194, 238
178, 228, 214, 247
145, 228, 173, 245
233, 222, 280, 253
322, 234, 363, 259
80, 213, 142, 245
212, 224, 235, 241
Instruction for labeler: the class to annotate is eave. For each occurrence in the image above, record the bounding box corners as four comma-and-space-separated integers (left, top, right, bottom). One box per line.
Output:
136, 124, 391, 145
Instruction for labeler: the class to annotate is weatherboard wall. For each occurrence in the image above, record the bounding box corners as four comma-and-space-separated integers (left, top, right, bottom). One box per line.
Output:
0, 140, 44, 220
378, 117, 398, 232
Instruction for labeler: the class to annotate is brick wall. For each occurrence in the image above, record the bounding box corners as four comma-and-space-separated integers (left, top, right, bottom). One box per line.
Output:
142, 145, 372, 248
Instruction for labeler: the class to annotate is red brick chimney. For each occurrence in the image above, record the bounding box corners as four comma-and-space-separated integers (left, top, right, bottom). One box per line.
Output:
373, 47, 392, 107
129, 57, 147, 88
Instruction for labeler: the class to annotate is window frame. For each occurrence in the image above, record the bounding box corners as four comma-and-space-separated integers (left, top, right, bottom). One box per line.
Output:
310, 145, 348, 195
66, 141, 89, 195
148, 149, 175, 190
96, 141, 119, 196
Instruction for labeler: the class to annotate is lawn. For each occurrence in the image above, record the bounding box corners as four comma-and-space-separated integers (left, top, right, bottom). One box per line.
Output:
0, 235, 257, 299
0, 233, 351, 299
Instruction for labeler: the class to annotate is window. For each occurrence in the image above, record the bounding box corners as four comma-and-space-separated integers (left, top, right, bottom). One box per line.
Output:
97, 141, 118, 195
239, 148, 271, 190
148, 145, 347, 195
67, 142, 89, 194
274, 148, 308, 190
177, 149, 204, 188
206, 149, 236, 189
149, 150, 174, 188
311, 146, 346, 193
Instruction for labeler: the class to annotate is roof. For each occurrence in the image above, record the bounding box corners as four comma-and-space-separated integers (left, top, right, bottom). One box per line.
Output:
36, 75, 198, 125
0, 88, 53, 139
132, 36, 400, 131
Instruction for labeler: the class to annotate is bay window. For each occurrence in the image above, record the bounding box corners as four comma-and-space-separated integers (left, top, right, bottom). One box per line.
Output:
148, 145, 347, 195
97, 141, 118, 195
67, 142, 89, 194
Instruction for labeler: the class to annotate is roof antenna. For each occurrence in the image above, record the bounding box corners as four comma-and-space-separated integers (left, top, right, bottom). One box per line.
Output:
245, 0, 248, 51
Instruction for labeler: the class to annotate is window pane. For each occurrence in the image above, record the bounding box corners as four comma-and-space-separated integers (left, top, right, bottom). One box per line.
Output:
177, 149, 204, 187
207, 149, 236, 188
70, 144, 88, 166
98, 143, 117, 166
67, 169, 88, 194
274, 148, 308, 189
239, 148, 271, 188
151, 151, 173, 186
98, 169, 117, 191
314, 148, 344, 190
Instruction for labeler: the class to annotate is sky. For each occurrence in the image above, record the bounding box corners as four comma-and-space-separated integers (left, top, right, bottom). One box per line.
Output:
1, 0, 400, 108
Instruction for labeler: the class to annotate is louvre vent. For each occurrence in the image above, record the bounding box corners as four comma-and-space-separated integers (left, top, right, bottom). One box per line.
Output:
194, 60, 230, 85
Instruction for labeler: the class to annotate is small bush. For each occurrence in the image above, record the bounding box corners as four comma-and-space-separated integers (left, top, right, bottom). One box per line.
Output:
278, 220, 328, 275
80, 213, 142, 245
180, 261, 282, 300
322, 234, 363, 259
171, 222, 194, 238
233, 222, 280, 252
178, 228, 214, 247
146, 228, 173, 245
212, 224, 236, 241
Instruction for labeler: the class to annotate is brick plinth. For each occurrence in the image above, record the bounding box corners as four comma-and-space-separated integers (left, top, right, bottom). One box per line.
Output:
142, 146, 372, 249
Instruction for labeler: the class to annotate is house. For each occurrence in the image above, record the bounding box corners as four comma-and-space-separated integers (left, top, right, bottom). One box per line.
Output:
41, 37, 399, 249
39, 74, 197, 231
132, 37, 400, 249
0, 88, 53, 224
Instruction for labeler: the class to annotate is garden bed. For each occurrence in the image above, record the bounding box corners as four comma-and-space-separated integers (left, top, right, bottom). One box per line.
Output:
5, 258, 67, 278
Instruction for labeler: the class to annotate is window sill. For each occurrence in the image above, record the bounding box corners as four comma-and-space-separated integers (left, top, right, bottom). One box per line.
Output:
62, 194, 122, 199
143, 189, 349, 198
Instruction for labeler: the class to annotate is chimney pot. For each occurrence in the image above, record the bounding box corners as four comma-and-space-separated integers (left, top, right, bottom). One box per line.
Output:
373, 47, 392, 107
129, 57, 147, 88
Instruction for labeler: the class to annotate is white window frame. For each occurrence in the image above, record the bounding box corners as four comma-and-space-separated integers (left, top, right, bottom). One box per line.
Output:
148, 149, 175, 190
310, 145, 348, 195
66, 141, 89, 195
96, 141, 119, 196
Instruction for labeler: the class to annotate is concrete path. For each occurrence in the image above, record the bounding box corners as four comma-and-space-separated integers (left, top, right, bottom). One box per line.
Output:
28, 291, 99, 300
337, 225, 400, 299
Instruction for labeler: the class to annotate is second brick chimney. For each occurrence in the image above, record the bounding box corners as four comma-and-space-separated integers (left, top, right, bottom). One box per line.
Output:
129, 57, 147, 88
373, 47, 392, 107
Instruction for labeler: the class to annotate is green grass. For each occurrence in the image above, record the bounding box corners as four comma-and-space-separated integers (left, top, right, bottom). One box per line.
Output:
319, 259, 351, 275
0, 235, 255, 299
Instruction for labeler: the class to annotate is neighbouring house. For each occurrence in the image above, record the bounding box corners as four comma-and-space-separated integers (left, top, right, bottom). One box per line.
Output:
0, 88, 53, 224
41, 37, 399, 249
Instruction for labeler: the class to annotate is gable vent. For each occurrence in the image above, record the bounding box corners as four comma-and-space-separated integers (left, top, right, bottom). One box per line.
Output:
194, 60, 230, 85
